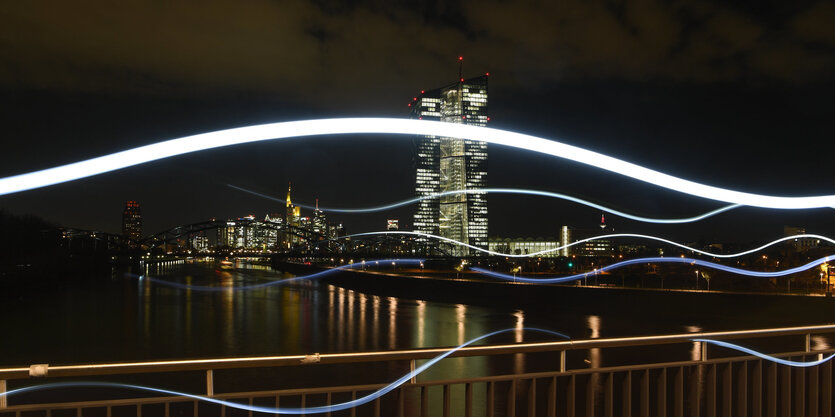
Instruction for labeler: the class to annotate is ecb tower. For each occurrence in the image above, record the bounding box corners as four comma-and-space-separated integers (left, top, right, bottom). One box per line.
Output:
410, 70, 488, 256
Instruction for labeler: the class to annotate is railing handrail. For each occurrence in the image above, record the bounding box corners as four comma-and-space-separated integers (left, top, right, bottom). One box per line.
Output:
2, 323, 833, 380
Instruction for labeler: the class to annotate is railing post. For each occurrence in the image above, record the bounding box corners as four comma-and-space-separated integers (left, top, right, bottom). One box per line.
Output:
700, 342, 707, 361
206, 369, 214, 397
822, 359, 832, 417
806, 333, 811, 353
623, 371, 632, 417
0, 379, 6, 409
411, 360, 417, 384
560, 350, 566, 373
641, 370, 650, 417
738, 362, 747, 417
657, 368, 667, 417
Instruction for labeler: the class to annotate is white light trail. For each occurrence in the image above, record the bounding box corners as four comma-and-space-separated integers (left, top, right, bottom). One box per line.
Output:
334, 231, 834, 259
1, 118, 833, 208
228, 184, 740, 224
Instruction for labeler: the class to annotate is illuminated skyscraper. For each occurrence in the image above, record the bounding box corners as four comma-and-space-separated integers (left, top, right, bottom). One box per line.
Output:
410, 70, 488, 255
121, 200, 142, 244
284, 182, 301, 248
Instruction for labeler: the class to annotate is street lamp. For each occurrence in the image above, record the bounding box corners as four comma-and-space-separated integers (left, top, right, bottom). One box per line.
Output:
695, 270, 699, 290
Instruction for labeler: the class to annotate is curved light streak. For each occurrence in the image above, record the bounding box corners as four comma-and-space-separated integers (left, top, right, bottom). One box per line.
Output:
0, 118, 833, 208
227, 184, 740, 224
325, 231, 834, 259
0, 328, 569, 414
470, 255, 834, 284
693, 339, 835, 367
130, 259, 424, 291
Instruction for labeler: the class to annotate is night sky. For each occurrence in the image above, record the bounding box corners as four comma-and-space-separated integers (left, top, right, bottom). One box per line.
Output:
1, 1, 834, 245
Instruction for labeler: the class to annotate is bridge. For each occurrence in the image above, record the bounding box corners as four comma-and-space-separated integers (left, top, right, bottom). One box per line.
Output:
1, 324, 833, 416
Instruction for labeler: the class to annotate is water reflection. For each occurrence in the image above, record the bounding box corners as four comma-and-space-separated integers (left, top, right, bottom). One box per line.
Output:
359, 293, 367, 351
513, 310, 525, 373
587, 315, 601, 368
10, 259, 835, 382
686, 325, 703, 361
456, 304, 466, 346
388, 297, 398, 350
417, 300, 427, 347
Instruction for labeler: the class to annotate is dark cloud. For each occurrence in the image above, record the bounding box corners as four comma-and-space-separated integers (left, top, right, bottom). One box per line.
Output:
1, 0, 833, 107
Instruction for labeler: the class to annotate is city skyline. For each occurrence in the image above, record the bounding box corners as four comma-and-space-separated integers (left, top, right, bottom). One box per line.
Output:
1, 1, 834, 244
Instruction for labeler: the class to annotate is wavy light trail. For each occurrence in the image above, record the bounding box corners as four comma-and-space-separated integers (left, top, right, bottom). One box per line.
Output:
228, 184, 740, 224
0, 328, 569, 414
693, 339, 835, 367
131, 259, 423, 291
325, 231, 833, 259
1, 118, 834, 208
470, 255, 834, 284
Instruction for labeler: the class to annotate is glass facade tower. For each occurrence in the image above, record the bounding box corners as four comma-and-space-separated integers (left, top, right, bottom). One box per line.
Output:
411, 75, 488, 256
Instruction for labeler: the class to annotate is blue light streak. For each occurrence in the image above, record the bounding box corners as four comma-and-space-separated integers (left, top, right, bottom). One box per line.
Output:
0, 328, 569, 414
693, 339, 835, 367
227, 184, 740, 224
1, 118, 834, 208
129, 259, 423, 291
470, 255, 834, 284
322, 231, 834, 259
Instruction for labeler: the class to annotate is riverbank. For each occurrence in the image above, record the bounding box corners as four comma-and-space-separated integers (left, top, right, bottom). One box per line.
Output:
276, 261, 835, 328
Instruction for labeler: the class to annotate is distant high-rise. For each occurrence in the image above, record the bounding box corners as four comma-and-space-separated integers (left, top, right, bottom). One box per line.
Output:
121, 200, 142, 244
284, 183, 301, 247
410, 67, 488, 256
312, 199, 327, 237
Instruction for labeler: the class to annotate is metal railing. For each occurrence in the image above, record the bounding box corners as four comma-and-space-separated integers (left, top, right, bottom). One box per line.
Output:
1, 324, 834, 416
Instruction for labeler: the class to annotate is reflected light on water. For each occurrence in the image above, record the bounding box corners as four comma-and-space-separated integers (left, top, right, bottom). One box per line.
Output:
358, 293, 367, 351
328, 285, 335, 350
372, 295, 380, 350
347, 289, 355, 350
388, 297, 397, 350
337, 287, 345, 351
587, 315, 601, 368
417, 300, 427, 347
513, 310, 525, 373
686, 325, 703, 361
456, 304, 467, 346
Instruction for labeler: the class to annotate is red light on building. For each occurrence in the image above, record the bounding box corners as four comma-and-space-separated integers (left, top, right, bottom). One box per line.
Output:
413, 97, 417, 101
485, 72, 490, 76
419, 116, 422, 120
460, 78, 464, 82
458, 56, 463, 61
408, 103, 411, 107
420, 90, 425, 94
487, 117, 491, 121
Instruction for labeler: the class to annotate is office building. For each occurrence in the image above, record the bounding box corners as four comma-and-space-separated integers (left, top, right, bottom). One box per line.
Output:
121, 200, 142, 244
411, 68, 488, 256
